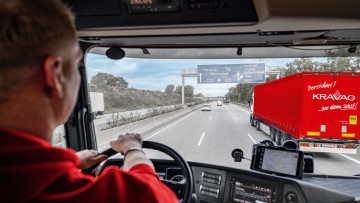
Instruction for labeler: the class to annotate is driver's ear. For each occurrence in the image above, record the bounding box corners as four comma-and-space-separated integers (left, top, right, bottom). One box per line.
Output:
43, 55, 64, 98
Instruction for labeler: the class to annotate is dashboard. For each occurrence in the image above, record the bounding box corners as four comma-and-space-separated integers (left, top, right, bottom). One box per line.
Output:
102, 159, 360, 203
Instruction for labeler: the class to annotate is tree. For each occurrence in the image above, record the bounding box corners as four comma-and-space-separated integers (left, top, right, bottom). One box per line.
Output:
266, 75, 277, 82
285, 58, 322, 76
285, 56, 360, 76
90, 72, 128, 89
165, 84, 175, 94
226, 84, 254, 103
323, 57, 357, 72
175, 85, 194, 97
194, 93, 204, 97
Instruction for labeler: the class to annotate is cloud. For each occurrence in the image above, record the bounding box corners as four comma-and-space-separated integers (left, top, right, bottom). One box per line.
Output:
86, 54, 139, 79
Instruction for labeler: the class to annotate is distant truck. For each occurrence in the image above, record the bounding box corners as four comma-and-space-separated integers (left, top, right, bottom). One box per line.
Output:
90, 92, 105, 116
250, 72, 360, 154
217, 100, 223, 106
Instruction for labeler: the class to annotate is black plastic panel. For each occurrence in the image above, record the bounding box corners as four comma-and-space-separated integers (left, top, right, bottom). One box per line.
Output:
65, 0, 258, 29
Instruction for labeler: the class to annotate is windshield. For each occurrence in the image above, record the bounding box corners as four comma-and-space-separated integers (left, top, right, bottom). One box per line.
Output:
85, 47, 360, 176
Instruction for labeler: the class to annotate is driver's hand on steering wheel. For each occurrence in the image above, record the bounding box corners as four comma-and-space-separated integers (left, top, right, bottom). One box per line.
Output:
76, 150, 108, 170
110, 133, 154, 171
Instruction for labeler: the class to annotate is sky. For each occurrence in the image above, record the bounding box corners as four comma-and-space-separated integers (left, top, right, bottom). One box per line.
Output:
85, 53, 302, 97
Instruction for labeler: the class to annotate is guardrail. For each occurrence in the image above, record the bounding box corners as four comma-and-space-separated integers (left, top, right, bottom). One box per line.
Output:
96, 104, 203, 151
51, 104, 203, 150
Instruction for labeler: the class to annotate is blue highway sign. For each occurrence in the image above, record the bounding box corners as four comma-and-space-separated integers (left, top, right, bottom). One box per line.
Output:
197, 63, 265, 84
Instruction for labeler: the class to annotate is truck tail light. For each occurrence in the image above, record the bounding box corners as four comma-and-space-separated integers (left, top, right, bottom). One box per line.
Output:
300, 143, 310, 147
307, 132, 320, 136
342, 133, 355, 138
344, 145, 357, 149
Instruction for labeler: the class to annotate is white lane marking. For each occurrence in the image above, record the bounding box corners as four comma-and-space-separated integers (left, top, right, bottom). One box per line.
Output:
198, 132, 205, 146
209, 116, 212, 120
338, 153, 360, 165
248, 133, 257, 144
144, 113, 194, 141
232, 104, 251, 114
233, 117, 238, 121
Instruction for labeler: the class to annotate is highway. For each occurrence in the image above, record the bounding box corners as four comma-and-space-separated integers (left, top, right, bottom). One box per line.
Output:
138, 102, 360, 176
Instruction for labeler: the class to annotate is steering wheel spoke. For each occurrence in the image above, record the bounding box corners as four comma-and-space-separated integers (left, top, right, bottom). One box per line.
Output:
162, 179, 186, 198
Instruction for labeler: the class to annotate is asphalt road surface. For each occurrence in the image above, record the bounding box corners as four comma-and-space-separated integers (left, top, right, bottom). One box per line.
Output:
139, 102, 360, 176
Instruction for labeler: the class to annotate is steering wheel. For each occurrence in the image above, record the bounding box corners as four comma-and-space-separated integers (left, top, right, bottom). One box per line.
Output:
90, 141, 194, 203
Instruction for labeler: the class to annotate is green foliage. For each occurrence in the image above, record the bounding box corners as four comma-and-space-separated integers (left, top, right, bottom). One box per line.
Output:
194, 93, 204, 97
285, 56, 360, 76
90, 72, 128, 90
165, 84, 175, 94
89, 73, 204, 114
266, 75, 277, 82
175, 85, 194, 97
101, 87, 182, 113
226, 84, 254, 104
89, 73, 182, 112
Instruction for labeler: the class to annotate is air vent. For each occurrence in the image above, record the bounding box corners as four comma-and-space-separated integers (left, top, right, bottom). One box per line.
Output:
200, 185, 219, 198
201, 171, 222, 184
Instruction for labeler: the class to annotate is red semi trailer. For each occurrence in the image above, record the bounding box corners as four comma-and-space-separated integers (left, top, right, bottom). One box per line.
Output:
250, 72, 360, 154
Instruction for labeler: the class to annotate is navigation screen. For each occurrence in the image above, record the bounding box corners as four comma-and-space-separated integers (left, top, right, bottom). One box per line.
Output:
262, 148, 299, 176
231, 178, 276, 203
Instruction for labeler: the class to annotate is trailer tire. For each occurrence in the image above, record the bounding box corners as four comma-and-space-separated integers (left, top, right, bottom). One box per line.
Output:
270, 128, 276, 141
250, 116, 255, 126
256, 120, 261, 131
275, 130, 282, 145
280, 133, 288, 146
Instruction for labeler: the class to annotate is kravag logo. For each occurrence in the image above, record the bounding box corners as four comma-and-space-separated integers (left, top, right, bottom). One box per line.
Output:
312, 90, 356, 101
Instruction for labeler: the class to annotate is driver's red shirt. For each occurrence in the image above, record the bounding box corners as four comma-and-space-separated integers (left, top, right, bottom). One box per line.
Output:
0, 129, 178, 203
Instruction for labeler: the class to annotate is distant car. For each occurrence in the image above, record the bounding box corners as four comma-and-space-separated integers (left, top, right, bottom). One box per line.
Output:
224, 99, 229, 104
201, 104, 211, 111
217, 100, 222, 106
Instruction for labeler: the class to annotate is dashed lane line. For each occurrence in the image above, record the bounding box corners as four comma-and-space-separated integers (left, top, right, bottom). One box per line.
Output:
198, 132, 205, 146
248, 133, 257, 144
338, 153, 360, 165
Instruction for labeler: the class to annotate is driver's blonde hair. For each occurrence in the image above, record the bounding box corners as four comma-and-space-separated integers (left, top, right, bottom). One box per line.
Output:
0, 0, 76, 102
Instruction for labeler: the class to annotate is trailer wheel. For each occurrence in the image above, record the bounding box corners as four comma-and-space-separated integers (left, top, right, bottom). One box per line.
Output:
250, 116, 255, 126
280, 133, 288, 146
270, 128, 276, 141
279, 133, 288, 146
256, 120, 261, 131
275, 130, 282, 145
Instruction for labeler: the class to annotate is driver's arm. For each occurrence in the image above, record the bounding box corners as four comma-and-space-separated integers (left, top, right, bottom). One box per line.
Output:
110, 133, 154, 171
36, 133, 177, 202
